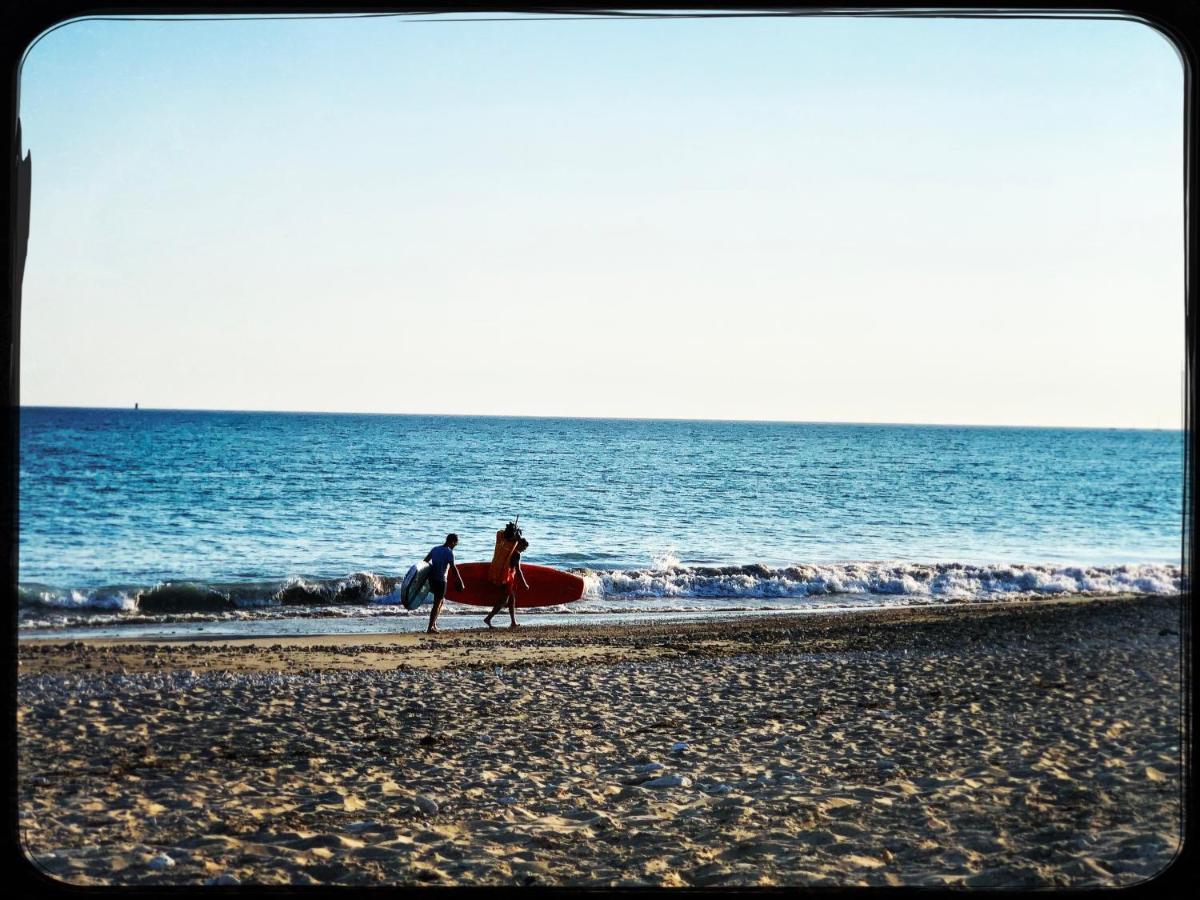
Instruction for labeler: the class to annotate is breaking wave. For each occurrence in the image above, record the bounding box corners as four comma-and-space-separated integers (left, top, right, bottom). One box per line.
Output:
17, 561, 1182, 630
580, 561, 1184, 602
18, 571, 401, 619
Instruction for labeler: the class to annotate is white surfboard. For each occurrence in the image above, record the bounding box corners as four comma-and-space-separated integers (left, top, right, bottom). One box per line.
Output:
401, 561, 433, 610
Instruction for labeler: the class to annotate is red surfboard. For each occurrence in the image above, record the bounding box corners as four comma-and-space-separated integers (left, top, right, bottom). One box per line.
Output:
445, 562, 586, 608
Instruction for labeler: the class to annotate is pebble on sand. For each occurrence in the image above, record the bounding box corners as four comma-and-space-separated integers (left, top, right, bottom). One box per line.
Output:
414, 795, 439, 816
644, 774, 693, 789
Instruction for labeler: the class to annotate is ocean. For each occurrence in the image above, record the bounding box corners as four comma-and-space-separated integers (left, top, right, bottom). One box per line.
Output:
18, 407, 1184, 636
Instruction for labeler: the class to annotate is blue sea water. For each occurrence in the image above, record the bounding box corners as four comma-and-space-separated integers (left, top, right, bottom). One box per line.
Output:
18, 407, 1184, 631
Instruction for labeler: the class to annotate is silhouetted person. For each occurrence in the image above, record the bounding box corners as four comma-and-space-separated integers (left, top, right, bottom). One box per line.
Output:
424, 533, 465, 634
485, 537, 530, 629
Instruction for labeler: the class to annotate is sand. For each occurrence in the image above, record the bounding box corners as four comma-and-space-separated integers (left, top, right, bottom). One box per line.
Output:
18, 595, 1185, 887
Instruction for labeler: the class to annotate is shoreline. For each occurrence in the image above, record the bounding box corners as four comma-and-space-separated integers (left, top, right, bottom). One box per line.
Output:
18, 562, 1183, 633
16, 594, 1178, 675
19, 593, 1185, 887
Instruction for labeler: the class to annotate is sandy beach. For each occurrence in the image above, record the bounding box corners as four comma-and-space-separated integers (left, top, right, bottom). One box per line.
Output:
18, 594, 1184, 888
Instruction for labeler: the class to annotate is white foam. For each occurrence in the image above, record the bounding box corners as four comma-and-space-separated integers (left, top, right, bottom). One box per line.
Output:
581, 561, 1183, 604
29, 588, 138, 612
17, 560, 1182, 632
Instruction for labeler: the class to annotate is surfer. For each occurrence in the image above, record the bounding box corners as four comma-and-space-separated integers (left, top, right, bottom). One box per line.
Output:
484, 537, 530, 629
424, 533, 465, 634
487, 523, 521, 584
484, 523, 521, 621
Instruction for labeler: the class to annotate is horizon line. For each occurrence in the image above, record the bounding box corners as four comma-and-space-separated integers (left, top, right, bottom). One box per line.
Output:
17, 403, 1184, 432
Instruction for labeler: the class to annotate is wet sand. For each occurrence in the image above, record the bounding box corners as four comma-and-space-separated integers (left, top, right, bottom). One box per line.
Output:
18, 595, 1185, 887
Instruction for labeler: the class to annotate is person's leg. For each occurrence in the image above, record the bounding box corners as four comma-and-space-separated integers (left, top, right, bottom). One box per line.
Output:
483, 598, 504, 627
427, 580, 446, 633
508, 593, 518, 628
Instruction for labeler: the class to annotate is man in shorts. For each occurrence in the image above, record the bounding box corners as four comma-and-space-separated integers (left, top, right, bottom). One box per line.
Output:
424, 533, 465, 634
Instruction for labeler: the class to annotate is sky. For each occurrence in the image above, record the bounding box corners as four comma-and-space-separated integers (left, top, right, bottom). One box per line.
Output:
17, 12, 1185, 428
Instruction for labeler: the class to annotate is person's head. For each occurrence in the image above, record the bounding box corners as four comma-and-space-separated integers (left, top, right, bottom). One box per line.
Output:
516, 538, 529, 552
445, 533, 459, 548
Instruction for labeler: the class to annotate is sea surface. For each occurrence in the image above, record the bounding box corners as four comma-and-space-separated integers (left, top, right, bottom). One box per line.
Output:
18, 407, 1184, 636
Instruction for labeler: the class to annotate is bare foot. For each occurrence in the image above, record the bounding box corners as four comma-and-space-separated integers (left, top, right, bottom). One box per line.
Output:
509, 622, 521, 629
426, 626, 440, 634
484, 619, 496, 629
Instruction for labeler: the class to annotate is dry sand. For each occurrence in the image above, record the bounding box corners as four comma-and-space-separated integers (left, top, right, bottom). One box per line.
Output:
18, 595, 1185, 887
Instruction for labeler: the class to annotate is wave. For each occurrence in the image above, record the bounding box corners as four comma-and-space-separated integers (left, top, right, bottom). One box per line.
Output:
17, 561, 1182, 626
579, 561, 1184, 602
18, 571, 401, 617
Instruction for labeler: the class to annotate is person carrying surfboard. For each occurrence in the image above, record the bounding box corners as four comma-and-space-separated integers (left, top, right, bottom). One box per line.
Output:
487, 522, 521, 586
424, 533, 465, 634
484, 537, 530, 629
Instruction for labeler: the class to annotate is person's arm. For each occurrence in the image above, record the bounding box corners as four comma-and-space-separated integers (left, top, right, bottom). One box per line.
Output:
423, 550, 432, 563
450, 555, 465, 591
516, 557, 529, 590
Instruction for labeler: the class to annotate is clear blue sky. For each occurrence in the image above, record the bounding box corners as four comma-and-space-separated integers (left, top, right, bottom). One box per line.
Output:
18, 13, 1184, 427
